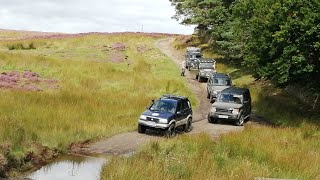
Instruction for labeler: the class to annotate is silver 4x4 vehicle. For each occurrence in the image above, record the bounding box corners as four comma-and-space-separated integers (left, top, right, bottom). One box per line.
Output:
138, 95, 193, 137
208, 87, 251, 126
207, 73, 232, 103
185, 47, 202, 70
195, 58, 216, 82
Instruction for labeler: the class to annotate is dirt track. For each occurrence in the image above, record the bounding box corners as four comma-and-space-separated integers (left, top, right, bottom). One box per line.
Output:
81, 38, 244, 155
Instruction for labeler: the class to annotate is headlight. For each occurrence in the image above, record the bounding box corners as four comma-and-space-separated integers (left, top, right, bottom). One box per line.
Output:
158, 118, 168, 124
140, 115, 147, 120
211, 107, 216, 113
232, 109, 239, 115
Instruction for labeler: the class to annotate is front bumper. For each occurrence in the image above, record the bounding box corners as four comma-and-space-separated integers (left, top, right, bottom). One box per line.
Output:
199, 71, 215, 78
209, 112, 239, 121
138, 120, 170, 129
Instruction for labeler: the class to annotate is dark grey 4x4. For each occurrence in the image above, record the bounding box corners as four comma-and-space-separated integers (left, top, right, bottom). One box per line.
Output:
208, 87, 251, 126
185, 47, 202, 70
195, 58, 216, 82
207, 73, 232, 103
138, 95, 193, 137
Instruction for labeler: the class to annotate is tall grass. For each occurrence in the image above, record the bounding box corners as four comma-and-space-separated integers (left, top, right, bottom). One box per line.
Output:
102, 126, 320, 180
0, 34, 197, 156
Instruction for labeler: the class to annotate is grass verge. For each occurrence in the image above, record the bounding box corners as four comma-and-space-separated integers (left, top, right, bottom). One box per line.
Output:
0, 32, 197, 176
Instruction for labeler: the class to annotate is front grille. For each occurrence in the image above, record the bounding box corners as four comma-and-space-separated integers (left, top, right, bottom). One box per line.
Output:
216, 108, 232, 113
147, 117, 159, 123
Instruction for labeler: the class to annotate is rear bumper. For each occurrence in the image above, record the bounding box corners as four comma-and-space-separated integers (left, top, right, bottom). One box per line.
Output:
199, 73, 211, 78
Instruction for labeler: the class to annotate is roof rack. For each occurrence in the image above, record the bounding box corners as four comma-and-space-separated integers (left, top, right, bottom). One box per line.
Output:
186, 47, 201, 52
210, 72, 230, 77
199, 58, 216, 63
160, 94, 187, 100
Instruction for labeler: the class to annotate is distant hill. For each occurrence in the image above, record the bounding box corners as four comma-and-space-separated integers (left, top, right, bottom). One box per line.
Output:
0, 29, 65, 41
0, 29, 179, 41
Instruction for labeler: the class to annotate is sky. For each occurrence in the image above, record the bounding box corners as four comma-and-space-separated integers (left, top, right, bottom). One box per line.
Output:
0, 0, 195, 34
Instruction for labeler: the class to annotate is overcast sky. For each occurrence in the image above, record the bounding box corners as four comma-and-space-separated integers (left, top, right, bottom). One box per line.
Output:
0, 0, 194, 34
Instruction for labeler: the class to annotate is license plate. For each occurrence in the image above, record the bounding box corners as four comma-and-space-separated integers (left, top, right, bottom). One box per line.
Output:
147, 121, 156, 126
218, 115, 229, 119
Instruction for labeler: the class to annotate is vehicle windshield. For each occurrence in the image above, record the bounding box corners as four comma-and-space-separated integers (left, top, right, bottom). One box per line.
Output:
149, 100, 177, 114
217, 94, 242, 104
213, 78, 231, 86
199, 63, 214, 69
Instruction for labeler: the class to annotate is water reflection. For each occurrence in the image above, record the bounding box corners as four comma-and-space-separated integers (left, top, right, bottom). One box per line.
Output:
27, 155, 107, 180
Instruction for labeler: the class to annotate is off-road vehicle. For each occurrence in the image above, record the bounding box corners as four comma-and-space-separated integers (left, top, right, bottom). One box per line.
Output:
208, 87, 251, 126
195, 58, 216, 82
138, 95, 193, 137
207, 73, 232, 103
185, 47, 202, 70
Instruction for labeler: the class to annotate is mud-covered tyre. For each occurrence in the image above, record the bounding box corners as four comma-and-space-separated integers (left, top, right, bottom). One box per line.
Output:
197, 75, 201, 82
138, 124, 146, 133
208, 114, 217, 124
235, 115, 245, 126
245, 115, 251, 122
165, 123, 176, 138
184, 119, 192, 132
209, 94, 215, 103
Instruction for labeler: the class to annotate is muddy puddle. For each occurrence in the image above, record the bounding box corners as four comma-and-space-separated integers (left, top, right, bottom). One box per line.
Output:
26, 154, 108, 180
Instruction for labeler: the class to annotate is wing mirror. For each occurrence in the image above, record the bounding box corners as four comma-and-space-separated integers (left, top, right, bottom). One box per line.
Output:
146, 100, 155, 109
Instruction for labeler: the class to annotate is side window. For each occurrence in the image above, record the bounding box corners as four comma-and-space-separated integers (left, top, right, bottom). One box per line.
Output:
226, 79, 231, 86
243, 92, 249, 102
187, 101, 191, 109
177, 101, 183, 112
182, 100, 189, 110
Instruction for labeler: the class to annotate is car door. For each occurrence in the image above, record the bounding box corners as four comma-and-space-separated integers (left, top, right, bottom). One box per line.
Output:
243, 91, 251, 116
207, 77, 212, 95
246, 90, 252, 114
181, 100, 190, 124
186, 99, 192, 117
175, 101, 184, 126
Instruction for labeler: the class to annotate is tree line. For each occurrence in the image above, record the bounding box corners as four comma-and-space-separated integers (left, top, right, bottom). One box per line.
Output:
170, 0, 320, 90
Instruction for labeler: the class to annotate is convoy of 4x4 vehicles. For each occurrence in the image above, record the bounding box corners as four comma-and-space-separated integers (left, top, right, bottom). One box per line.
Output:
185, 47, 216, 82
137, 46, 251, 136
